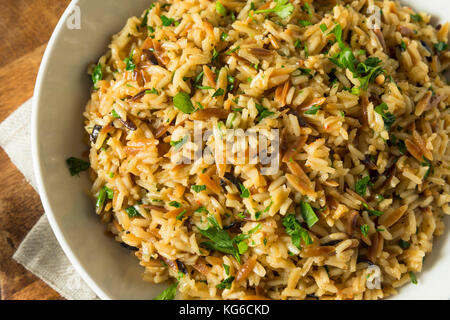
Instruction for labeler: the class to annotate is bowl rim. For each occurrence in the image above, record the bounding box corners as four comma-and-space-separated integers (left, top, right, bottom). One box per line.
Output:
31, 0, 110, 300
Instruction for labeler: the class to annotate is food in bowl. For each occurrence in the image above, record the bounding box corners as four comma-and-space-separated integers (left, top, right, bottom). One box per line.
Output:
77, 0, 450, 300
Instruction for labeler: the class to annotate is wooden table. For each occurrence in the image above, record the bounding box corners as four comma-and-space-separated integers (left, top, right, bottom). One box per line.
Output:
0, 0, 71, 300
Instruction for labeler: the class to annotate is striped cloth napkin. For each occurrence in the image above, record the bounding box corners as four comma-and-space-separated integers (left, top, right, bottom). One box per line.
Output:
0, 99, 97, 300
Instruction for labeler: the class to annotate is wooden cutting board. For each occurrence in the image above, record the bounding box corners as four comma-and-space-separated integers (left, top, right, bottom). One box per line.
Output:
0, 0, 71, 300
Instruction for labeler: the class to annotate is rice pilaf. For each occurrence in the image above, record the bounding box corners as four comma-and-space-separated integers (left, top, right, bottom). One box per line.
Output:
82, 0, 450, 300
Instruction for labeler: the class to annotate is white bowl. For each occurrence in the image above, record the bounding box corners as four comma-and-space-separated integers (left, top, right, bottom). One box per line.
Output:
32, 0, 450, 300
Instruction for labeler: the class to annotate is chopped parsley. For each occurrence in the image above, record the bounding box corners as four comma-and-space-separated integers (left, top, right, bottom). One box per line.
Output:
255, 103, 275, 122
192, 185, 207, 193
282, 214, 313, 249
225, 46, 240, 55
355, 176, 372, 197
434, 41, 448, 52
400, 40, 407, 52
237, 241, 248, 254
360, 224, 369, 237
66, 157, 90, 176
399, 240, 410, 249
145, 88, 159, 95
124, 52, 136, 71
216, 276, 235, 289
176, 210, 187, 221
216, 1, 227, 16
223, 263, 230, 275
169, 201, 181, 208
239, 183, 250, 198
362, 202, 384, 216
173, 92, 195, 114
294, 39, 302, 48
255, 201, 273, 220
111, 109, 120, 119
302, 3, 312, 16
170, 136, 188, 150
212, 88, 225, 98
91, 63, 103, 86
328, 24, 384, 90
299, 20, 312, 27
96, 186, 113, 210
161, 15, 175, 26
154, 282, 178, 300
409, 271, 418, 284
374, 102, 396, 130
420, 157, 433, 179
300, 201, 319, 228
220, 32, 228, 41
320, 23, 327, 32
254, 0, 294, 19
126, 206, 142, 218
410, 14, 422, 23
304, 104, 321, 115
198, 215, 241, 262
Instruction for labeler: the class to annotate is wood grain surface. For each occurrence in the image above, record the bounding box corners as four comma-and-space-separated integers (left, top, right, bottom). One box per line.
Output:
0, 0, 71, 300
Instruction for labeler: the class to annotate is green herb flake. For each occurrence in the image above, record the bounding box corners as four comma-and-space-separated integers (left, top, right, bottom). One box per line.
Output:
355, 176, 372, 197
126, 206, 142, 218
434, 41, 448, 52
212, 88, 225, 98
161, 15, 175, 27
176, 210, 187, 221
299, 20, 312, 27
215, 1, 227, 16
145, 88, 159, 95
302, 3, 312, 16
169, 201, 181, 208
154, 282, 178, 300
254, 0, 294, 19
360, 224, 369, 237
304, 104, 321, 115
173, 92, 195, 114
66, 157, 90, 176
91, 63, 103, 86
400, 40, 407, 52
216, 276, 235, 290
220, 32, 228, 41
300, 201, 319, 228
170, 136, 188, 150
124, 52, 136, 71
239, 183, 250, 198
294, 39, 302, 48
255, 103, 275, 122
399, 240, 410, 249
199, 215, 240, 263
409, 271, 418, 284
237, 241, 248, 254
96, 186, 111, 210
225, 46, 240, 55
320, 24, 327, 32
375, 102, 396, 130
282, 214, 313, 249
410, 14, 423, 23
420, 156, 433, 179
223, 263, 230, 275
362, 202, 384, 216
192, 185, 207, 193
